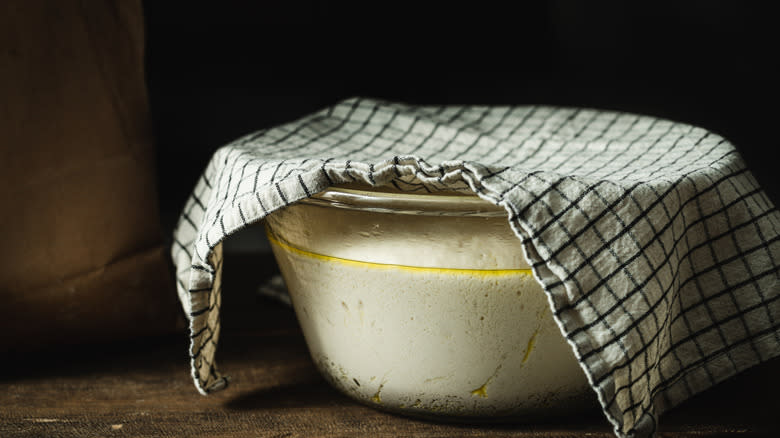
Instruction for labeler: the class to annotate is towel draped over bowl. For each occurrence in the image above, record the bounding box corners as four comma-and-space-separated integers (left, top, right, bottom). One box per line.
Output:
172, 97, 780, 438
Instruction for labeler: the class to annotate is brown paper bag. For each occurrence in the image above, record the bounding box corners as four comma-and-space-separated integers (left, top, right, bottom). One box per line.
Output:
0, 1, 179, 350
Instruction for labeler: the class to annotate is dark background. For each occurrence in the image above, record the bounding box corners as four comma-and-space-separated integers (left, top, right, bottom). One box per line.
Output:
144, 2, 778, 242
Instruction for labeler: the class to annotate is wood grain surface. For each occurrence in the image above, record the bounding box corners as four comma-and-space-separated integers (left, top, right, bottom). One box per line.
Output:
1, 254, 777, 437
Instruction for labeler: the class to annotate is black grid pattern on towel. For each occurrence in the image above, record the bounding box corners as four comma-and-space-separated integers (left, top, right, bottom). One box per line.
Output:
172, 97, 780, 438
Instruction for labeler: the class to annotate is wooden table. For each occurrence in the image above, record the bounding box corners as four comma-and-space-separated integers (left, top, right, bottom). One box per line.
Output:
1, 254, 778, 437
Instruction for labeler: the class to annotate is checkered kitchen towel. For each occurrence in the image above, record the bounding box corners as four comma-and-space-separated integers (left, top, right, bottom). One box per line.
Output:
172, 97, 780, 438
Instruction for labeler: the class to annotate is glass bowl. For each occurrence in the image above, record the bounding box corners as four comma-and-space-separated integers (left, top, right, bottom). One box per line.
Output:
264, 184, 593, 420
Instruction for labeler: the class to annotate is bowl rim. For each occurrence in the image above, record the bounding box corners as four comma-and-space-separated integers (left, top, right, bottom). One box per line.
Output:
299, 184, 506, 217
